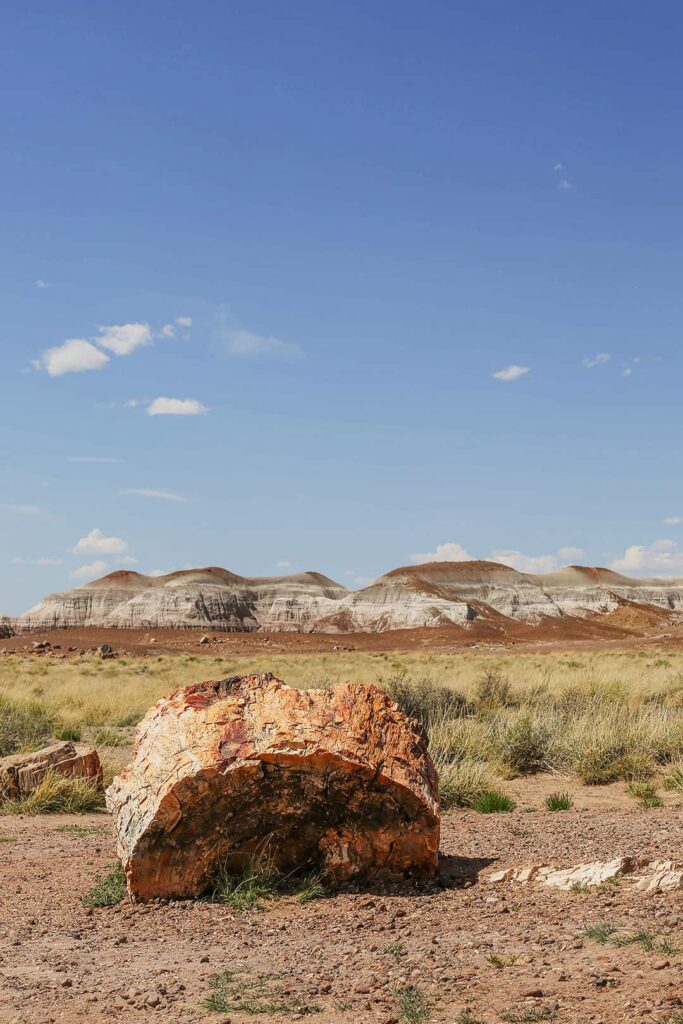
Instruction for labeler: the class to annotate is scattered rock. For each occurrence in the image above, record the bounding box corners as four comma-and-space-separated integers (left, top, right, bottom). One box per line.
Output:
107, 673, 440, 900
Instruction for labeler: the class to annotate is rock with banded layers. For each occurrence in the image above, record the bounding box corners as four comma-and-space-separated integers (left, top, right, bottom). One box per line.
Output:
106, 673, 440, 901
0, 741, 103, 800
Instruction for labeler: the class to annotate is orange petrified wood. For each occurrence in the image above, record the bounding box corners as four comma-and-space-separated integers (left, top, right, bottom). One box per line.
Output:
106, 674, 440, 900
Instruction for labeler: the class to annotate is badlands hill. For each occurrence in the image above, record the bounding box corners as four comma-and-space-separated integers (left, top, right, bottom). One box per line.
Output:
9, 560, 683, 634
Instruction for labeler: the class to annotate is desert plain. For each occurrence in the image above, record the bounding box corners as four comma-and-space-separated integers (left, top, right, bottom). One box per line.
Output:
2, 629, 683, 1024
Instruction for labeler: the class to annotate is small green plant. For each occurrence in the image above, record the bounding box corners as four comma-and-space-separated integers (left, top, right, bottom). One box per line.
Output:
473, 790, 517, 814
54, 724, 82, 742
487, 953, 517, 969
499, 1011, 557, 1023
55, 823, 108, 837
382, 940, 407, 960
93, 728, 128, 747
582, 922, 620, 944
82, 862, 127, 907
390, 984, 431, 1024
628, 781, 664, 808
544, 791, 573, 812
204, 970, 320, 1015
212, 855, 327, 911
0, 834, 16, 843
457, 1013, 486, 1024
0, 771, 104, 815
569, 880, 589, 893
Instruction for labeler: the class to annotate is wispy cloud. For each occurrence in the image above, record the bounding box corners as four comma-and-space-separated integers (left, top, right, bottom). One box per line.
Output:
9, 557, 63, 566
224, 327, 302, 359
72, 528, 129, 555
491, 365, 530, 382
663, 516, 683, 525
276, 560, 292, 568
35, 279, 53, 289
34, 339, 110, 377
0, 503, 42, 514
70, 560, 108, 581
158, 316, 193, 339
146, 397, 209, 416
557, 179, 573, 190
582, 352, 610, 368
67, 456, 124, 464
553, 162, 573, 190
120, 488, 187, 503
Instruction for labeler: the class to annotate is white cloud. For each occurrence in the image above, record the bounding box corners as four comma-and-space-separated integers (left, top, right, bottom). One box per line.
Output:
158, 316, 193, 339
554, 162, 564, 172
557, 179, 573, 190
224, 328, 301, 359
9, 557, 63, 566
623, 367, 633, 377
0, 503, 41, 514
35, 279, 52, 289
411, 541, 586, 574
491, 365, 530, 382
611, 539, 683, 576
96, 322, 152, 356
34, 339, 110, 377
70, 560, 108, 581
582, 352, 610, 368
118, 555, 139, 565
120, 488, 186, 502
147, 397, 209, 416
276, 560, 292, 568
557, 546, 586, 560
663, 516, 683, 525
411, 542, 474, 564
72, 528, 129, 555
67, 456, 124, 464
492, 549, 561, 574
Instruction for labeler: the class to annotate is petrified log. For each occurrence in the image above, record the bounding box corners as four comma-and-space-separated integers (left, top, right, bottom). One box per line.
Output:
0, 741, 102, 800
106, 673, 440, 900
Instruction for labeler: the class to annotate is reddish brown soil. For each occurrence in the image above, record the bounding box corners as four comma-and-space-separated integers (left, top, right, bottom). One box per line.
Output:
2, 779, 683, 1023
3, 611, 683, 658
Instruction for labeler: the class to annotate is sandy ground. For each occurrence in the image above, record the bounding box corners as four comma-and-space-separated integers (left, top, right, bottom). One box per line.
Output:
2, 780, 683, 1024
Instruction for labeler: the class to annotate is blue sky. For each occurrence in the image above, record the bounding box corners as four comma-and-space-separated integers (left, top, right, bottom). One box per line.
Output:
2, 0, 683, 613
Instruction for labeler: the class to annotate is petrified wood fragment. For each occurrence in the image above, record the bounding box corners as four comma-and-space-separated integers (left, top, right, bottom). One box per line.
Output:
0, 741, 102, 800
106, 673, 440, 900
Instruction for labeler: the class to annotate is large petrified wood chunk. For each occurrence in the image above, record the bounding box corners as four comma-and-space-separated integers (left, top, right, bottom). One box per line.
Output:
0, 741, 102, 800
106, 673, 440, 900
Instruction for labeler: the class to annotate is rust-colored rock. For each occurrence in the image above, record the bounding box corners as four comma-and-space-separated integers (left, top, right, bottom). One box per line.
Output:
106, 673, 440, 900
0, 741, 102, 800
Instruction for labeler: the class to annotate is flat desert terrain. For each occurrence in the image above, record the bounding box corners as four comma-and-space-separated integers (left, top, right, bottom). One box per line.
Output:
2, 640, 683, 1023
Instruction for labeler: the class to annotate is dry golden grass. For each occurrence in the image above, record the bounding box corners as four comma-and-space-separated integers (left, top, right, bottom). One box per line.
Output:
2, 649, 683, 804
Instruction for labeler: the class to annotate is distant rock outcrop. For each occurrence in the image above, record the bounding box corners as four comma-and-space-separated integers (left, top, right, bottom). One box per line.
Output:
12, 560, 683, 634
0, 617, 13, 639
107, 673, 440, 900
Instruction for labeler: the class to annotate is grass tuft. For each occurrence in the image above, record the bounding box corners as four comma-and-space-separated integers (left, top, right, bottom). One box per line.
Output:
204, 970, 320, 1016
82, 862, 127, 907
544, 791, 573, 812
0, 771, 104, 815
212, 855, 327, 911
473, 790, 517, 814
390, 983, 432, 1024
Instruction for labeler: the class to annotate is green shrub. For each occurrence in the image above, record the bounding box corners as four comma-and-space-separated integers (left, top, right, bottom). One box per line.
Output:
496, 714, 549, 775
473, 789, 516, 813
544, 791, 573, 812
474, 667, 513, 710
383, 673, 469, 728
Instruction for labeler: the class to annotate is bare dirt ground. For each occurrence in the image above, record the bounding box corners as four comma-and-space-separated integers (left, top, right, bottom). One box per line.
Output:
2, 780, 683, 1024
4, 615, 683, 658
